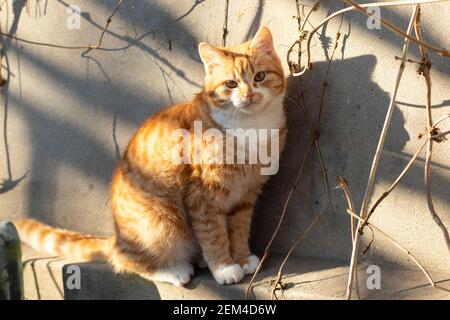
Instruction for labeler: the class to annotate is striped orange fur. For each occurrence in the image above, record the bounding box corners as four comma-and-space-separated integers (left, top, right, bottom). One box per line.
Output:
15, 27, 287, 287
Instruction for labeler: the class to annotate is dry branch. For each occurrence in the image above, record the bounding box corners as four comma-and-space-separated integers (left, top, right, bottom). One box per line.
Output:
86, 0, 124, 52
337, 176, 360, 299
361, 123, 450, 230
414, 9, 450, 251
433, 114, 450, 128
222, 0, 230, 47
361, 139, 428, 228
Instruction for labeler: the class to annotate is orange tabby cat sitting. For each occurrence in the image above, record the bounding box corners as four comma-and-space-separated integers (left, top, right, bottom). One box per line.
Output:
15, 27, 287, 287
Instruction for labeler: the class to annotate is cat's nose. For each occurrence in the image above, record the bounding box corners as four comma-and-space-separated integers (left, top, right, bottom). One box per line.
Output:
245, 91, 254, 100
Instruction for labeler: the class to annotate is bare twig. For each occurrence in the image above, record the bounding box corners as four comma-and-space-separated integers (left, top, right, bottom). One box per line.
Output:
345, 5, 420, 300
287, 0, 322, 74
362, 139, 428, 227
433, 114, 450, 128
90, 0, 123, 50
83, 0, 123, 54
270, 12, 344, 300
361, 126, 450, 230
414, 8, 450, 251
338, 177, 356, 243
337, 176, 360, 299
222, 0, 230, 47
294, 0, 303, 67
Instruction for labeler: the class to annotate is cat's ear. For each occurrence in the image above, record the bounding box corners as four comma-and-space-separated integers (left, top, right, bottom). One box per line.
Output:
198, 42, 225, 73
250, 27, 275, 56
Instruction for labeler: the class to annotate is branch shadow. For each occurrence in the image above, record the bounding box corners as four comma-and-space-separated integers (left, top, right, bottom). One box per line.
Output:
57, 0, 202, 87
0, 0, 28, 193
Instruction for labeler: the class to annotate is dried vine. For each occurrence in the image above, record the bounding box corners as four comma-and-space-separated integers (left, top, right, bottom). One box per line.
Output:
222, 0, 230, 47
414, 7, 450, 251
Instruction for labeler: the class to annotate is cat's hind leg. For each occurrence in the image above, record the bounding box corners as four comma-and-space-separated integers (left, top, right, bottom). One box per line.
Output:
110, 172, 198, 286
110, 234, 197, 287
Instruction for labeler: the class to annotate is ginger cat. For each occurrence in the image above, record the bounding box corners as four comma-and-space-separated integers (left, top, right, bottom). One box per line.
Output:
15, 27, 287, 287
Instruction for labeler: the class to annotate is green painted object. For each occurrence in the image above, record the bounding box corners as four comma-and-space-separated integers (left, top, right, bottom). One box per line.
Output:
0, 221, 24, 300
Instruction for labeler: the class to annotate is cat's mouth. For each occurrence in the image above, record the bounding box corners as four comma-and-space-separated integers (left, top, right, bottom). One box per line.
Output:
237, 103, 260, 115
240, 101, 258, 109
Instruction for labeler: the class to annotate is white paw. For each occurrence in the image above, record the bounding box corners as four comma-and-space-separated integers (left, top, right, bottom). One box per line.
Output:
147, 262, 194, 287
213, 263, 244, 285
242, 255, 260, 275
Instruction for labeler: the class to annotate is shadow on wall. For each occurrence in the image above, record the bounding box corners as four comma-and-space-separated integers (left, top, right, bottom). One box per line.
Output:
0, 0, 29, 195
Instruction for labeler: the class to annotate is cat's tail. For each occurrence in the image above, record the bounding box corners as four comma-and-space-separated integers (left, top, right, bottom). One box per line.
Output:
14, 219, 112, 262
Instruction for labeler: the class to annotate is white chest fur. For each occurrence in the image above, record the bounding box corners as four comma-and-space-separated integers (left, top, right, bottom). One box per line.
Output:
210, 95, 285, 212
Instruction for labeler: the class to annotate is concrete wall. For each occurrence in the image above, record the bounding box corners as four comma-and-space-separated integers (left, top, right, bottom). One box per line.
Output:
1, 0, 449, 270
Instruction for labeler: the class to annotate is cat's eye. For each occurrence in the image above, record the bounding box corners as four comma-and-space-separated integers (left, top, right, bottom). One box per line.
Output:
225, 80, 238, 89
254, 71, 265, 82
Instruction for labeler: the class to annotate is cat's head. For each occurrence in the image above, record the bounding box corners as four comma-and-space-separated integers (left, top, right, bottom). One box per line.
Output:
198, 27, 285, 116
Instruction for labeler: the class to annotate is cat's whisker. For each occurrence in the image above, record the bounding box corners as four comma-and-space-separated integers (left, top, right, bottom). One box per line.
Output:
231, 106, 240, 126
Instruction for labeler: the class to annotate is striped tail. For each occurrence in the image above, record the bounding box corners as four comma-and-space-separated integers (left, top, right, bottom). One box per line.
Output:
14, 219, 112, 262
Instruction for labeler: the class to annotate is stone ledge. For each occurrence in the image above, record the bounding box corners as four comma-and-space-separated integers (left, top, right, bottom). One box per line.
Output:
21, 245, 450, 300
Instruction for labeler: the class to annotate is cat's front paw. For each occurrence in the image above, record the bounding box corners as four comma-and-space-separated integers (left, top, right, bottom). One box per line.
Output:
143, 262, 194, 287
240, 254, 260, 275
212, 263, 244, 285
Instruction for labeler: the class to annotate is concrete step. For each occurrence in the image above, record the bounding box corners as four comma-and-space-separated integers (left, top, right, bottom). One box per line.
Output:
21, 245, 450, 300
